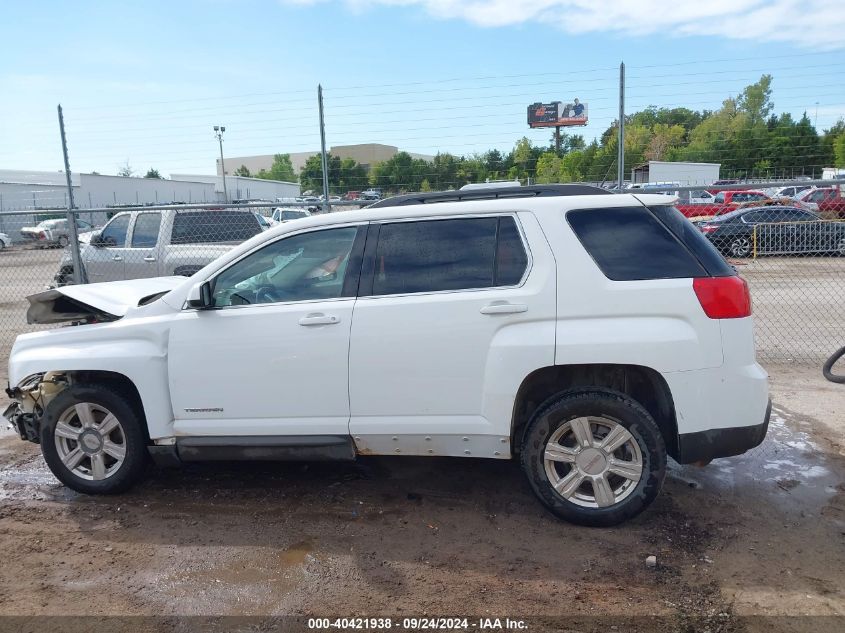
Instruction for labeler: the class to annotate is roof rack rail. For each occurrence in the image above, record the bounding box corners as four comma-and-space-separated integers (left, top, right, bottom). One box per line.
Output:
366, 184, 612, 208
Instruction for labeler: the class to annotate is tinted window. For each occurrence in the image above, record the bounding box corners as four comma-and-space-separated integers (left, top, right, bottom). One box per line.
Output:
495, 216, 529, 285
283, 210, 307, 220
567, 207, 708, 281
372, 218, 498, 295
100, 214, 130, 247
212, 227, 358, 306
648, 206, 733, 277
713, 192, 725, 203
131, 213, 161, 248
171, 210, 261, 245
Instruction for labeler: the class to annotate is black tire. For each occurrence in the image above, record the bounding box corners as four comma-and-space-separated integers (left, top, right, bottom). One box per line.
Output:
521, 389, 666, 527
39, 384, 148, 494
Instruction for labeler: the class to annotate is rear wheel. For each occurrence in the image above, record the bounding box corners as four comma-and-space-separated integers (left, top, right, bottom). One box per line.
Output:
521, 389, 666, 527
40, 384, 148, 494
728, 236, 752, 258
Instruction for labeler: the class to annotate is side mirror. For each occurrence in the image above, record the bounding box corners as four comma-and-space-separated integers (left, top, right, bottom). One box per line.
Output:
186, 281, 213, 309
90, 232, 105, 247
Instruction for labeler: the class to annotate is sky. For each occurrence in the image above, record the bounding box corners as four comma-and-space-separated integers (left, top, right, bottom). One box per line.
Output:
0, 0, 843, 177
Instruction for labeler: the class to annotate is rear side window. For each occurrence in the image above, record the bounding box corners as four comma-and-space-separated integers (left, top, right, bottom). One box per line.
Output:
171, 211, 262, 245
648, 205, 734, 277
567, 206, 709, 281
369, 216, 528, 296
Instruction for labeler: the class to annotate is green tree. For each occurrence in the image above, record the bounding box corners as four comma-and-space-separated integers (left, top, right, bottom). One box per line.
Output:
117, 160, 134, 177
535, 152, 562, 183
254, 154, 296, 182
834, 134, 845, 168
233, 165, 251, 177
737, 74, 774, 126
143, 168, 162, 179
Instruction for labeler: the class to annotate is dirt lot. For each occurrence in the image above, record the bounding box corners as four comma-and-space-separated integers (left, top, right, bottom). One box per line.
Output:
0, 364, 843, 632
0, 246, 844, 632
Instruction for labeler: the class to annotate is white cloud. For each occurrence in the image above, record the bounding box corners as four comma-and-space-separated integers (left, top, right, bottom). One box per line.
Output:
285, 0, 845, 50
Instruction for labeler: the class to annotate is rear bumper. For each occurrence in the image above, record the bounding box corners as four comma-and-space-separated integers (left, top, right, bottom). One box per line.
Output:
676, 398, 771, 463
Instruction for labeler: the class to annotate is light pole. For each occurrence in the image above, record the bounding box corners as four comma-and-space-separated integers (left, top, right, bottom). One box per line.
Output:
213, 125, 228, 202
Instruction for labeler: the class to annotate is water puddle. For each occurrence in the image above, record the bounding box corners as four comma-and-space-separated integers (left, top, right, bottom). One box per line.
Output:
669, 406, 842, 511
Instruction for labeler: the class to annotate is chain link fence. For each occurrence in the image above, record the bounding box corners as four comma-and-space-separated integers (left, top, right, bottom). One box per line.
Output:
1, 188, 844, 371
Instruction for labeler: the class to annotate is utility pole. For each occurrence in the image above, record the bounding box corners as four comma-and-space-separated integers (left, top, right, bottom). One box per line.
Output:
318, 84, 330, 214
214, 125, 228, 202
617, 62, 625, 191
57, 104, 87, 284
554, 126, 561, 154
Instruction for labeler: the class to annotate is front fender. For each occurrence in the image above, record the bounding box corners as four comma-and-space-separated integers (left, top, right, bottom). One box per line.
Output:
9, 322, 174, 439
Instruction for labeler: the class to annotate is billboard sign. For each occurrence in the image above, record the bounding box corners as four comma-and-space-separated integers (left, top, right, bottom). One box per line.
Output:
527, 100, 588, 128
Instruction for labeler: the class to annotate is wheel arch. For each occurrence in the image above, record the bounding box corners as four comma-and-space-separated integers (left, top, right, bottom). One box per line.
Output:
511, 363, 679, 459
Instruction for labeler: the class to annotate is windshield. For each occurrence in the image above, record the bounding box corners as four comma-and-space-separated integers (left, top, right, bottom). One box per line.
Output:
282, 210, 307, 220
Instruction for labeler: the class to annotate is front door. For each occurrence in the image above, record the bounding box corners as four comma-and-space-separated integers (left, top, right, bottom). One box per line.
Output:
167, 224, 365, 436
85, 213, 130, 282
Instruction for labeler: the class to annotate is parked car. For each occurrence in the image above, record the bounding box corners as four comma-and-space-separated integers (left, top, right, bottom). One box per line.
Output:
272, 207, 311, 223
253, 212, 276, 231
360, 189, 382, 200
53, 207, 263, 285
4, 184, 770, 527
770, 185, 811, 199
707, 179, 739, 193
0, 232, 10, 250
695, 206, 845, 257
793, 186, 845, 219
20, 218, 95, 248
712, 190, 769, 206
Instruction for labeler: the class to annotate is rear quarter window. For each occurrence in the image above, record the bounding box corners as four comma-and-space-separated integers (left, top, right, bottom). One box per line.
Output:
567, 206, 711, 281
171, 210, 262, 244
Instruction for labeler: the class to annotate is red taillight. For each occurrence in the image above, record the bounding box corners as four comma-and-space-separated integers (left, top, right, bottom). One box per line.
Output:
39, 231, 46, 239
699, 225, 717, 234
693, 276, 752, 319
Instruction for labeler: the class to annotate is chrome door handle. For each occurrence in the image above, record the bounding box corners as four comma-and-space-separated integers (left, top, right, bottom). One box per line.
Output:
298, 314, 340, 326
112, 256, 123, 261
480, 302, 528, 315
143, 256, 157, 262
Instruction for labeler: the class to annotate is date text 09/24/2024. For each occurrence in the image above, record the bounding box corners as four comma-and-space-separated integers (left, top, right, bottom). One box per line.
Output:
307, 618, 528, 630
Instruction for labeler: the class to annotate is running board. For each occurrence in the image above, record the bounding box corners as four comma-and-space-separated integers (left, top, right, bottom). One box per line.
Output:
174, 435, 356, 462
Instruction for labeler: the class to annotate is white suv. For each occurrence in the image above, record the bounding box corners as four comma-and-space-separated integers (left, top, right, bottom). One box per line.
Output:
3, 185, 770, 526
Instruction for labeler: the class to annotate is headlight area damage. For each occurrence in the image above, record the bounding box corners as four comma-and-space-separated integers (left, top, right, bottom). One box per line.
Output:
3, 373, 67, 443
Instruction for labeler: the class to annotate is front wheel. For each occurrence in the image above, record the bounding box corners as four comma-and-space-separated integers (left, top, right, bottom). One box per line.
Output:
39, 384, 148, 494
521, 389, 666, 527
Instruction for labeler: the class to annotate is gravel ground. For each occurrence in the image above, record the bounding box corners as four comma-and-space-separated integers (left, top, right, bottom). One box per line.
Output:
0, 365, 842, 632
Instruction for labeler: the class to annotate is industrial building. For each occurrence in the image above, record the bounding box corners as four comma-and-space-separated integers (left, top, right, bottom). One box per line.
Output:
630, 161, 721, 186
220, 143, 435, 176
0, 169, 299, 211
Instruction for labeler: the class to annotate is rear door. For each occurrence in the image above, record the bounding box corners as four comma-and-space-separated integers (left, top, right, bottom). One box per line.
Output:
124, 211, 162, 279
348, 213, 556, 456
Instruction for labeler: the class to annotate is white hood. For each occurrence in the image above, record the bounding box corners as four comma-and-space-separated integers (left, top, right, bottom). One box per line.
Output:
27, 277, 184, 324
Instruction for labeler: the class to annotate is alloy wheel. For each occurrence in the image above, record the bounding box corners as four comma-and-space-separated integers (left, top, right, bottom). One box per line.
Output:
53, 402, 127, 481
543, 416, 643, 509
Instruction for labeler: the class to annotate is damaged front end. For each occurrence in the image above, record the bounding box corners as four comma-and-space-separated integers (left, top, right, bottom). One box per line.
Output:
3, 373, 69, 443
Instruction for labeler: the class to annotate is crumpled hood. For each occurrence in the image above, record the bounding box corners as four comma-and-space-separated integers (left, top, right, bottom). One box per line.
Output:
27, 277, 184, 324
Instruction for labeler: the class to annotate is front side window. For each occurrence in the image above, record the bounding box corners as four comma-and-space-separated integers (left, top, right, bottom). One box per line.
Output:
369, 216, 527, 296
131, 213, 161, 248
714, 192, 725, 203
212, 227, 358, 307
99, 214, 130, 247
